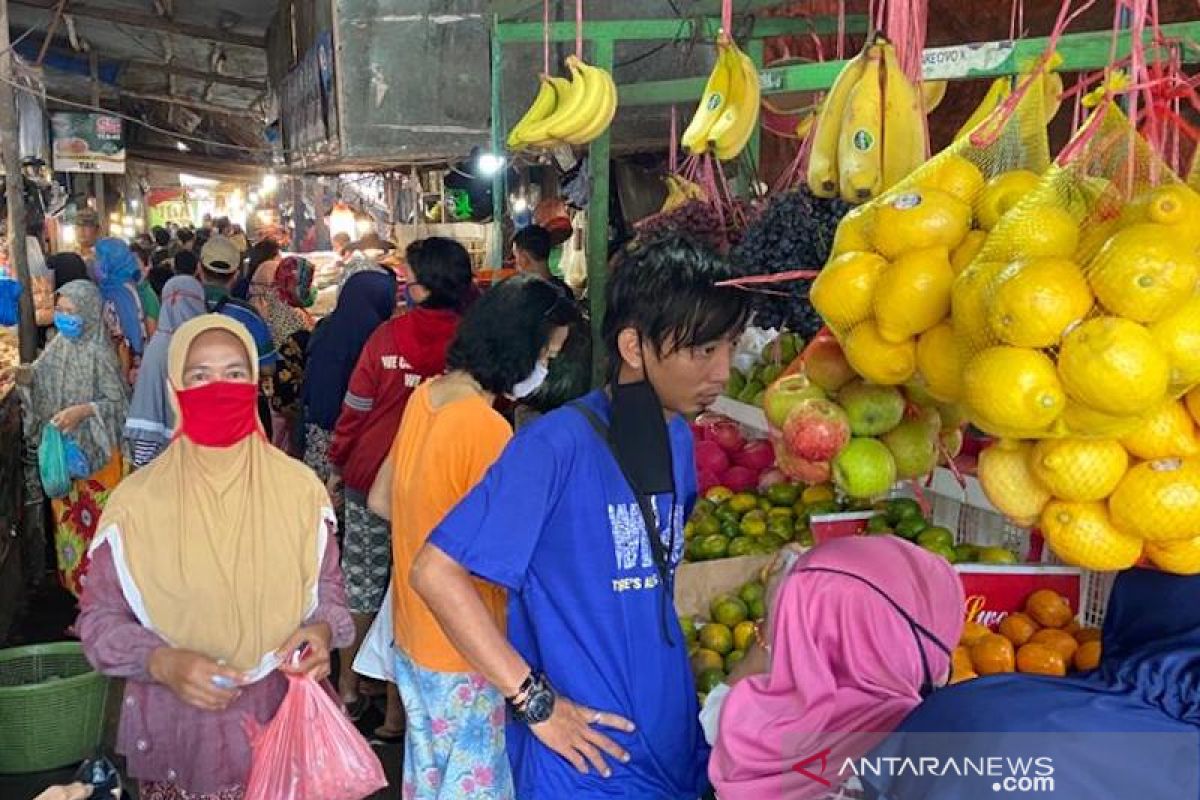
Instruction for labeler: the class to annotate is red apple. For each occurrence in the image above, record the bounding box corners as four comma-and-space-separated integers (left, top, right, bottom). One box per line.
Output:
782, 398, 852, 462
801, 332, 856, 393
774, 446, 833, 484
763, 373, 827, 430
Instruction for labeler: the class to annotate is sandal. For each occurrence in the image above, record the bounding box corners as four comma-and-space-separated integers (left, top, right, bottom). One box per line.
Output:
342, 695, 371, 722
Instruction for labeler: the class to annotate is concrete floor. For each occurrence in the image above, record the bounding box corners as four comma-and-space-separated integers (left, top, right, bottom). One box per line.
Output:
0, 579, 403, 800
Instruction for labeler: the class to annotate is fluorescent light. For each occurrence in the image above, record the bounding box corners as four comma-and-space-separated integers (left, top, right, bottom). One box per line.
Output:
61, 224, 77, 245
512, 197, 529, 213
261, 173, 278, 194
477, 152, 505, 176
176, 141, 190, 152
179, 173, 218, 187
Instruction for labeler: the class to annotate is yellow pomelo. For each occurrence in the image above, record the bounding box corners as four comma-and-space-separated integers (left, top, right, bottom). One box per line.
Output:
1088, 224, 1200, 323
873, 247, 954, 343
1145, 535, 1200, 575
810, 251, 890, 331
843, 321, 916, 386
920, 154, 986, 206
1148, 294, 1200, 388
1029, 437, 1128, 502
1122, 184, 1200, 248
950, 230, 988, 275
872, 188, 972, 259
1057, 317, 1170, 417
976, 170, 1041, 231
951, 260, 1007, 350
1040, 500, 1143, 571
1188, 387, 1200, 426
964, 346, 1066, 434
993, 205, 1080, 261
915, 322, 963, 403
1056, 400, 1141, 438
1109, 458, 1200, 543
1119, 400, 1200, 460
830, 206, 875, 257
987, 257, 1093, 348
977, 439, 1052, 527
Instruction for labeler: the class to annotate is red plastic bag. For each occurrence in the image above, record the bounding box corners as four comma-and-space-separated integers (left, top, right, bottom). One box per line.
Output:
243, 674, 387, 800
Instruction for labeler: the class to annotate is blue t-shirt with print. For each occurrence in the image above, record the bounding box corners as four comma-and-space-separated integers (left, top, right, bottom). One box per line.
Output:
429, 389, 709, 800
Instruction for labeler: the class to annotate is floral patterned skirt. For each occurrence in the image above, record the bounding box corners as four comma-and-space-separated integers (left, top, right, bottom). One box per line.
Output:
51, 449, 123, 598
393, 646, 514, 800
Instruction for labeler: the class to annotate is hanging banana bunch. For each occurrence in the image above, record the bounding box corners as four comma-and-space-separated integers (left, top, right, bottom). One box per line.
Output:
804, 36, 932, 204
954, 51, 1064, 141
508, 56, 618, 150
681, 36, 761, 161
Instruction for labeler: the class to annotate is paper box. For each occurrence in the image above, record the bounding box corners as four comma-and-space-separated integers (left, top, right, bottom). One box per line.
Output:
674, 554, 775, 620
810, 511, 877, 545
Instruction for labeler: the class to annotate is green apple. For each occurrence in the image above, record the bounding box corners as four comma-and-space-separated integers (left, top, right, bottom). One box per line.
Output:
838, 380, 906, 436
832, 437, 898, 500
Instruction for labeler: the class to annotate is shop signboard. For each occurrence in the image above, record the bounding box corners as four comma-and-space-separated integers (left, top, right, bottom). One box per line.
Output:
50, 112, 125, 174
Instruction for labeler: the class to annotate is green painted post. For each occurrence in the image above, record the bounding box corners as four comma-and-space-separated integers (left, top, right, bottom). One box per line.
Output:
737, 38, 765, 197
587, 37, 615, 387
490, 14, 505, 271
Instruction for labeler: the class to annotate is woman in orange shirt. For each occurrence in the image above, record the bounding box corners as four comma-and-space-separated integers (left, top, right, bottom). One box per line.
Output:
368, 274, 577, 800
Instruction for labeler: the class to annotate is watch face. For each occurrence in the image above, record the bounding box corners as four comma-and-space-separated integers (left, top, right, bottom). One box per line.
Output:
525, 688, 556, 724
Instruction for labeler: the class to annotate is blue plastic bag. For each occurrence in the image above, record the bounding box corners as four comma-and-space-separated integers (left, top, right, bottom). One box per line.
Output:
64, 436, 92, 479
0, 276, 21, 326
38, 424, 71, 499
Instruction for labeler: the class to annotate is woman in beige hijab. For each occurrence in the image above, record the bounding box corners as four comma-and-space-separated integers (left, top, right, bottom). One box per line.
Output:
77, 314, 354, 800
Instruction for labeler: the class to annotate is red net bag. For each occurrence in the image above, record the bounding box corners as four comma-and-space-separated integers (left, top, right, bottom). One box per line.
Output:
243, 674, 387, 800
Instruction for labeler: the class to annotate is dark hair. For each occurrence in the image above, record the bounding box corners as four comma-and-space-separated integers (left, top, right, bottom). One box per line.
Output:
603, 234, 750, 381
177, 228, 195, 246
130, 242, 153, 268
407, 236, 475, 312
513, 224, 552, 262
446, 274, 580, 395
215, 216, 231, 234
151, 226, 170, 248
246, 239, 282, 279
173, 250, 199, 276
48, 252, 89, 291
194, 229, 210, 251
146, 265, 173, 297
151, 249, 171, 268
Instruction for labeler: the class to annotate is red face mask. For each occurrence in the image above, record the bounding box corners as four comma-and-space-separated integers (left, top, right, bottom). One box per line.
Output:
175, 381, 259, 447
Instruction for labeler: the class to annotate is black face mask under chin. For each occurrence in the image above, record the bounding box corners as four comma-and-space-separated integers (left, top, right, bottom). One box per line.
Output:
609, 379, 675, 497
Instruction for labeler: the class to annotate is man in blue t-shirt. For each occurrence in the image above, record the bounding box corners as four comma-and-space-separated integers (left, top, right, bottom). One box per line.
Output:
412, 235, 752, 799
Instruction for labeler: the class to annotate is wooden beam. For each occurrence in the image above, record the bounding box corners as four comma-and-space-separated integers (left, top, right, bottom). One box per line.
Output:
127, 145, 266, 178
0, 0, 35, 362
119, 88, 261, 119
12, 0, 266, 49
89, 50, 106, 231
123, 56, 265, 90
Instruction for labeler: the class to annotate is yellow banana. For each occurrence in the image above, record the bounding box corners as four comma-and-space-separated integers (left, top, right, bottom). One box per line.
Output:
710, 48, 761, 161
683, 45, 737, 155
661, 176, 689, 213
508, 77, 559, 149
547, 57, 605, 141
522, 75, 574, 146
795, 109, 816, 139
563, 64, 617, 145
806, 47, 869, 198
922, 80, 947, 112
955, 76, 1011, 141
1042, 70, 1063, 124
838, 44, 884, 203
880, 40, 926, 190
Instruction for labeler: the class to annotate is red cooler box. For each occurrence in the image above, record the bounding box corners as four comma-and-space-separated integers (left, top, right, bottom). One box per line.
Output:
956, 564, 1082, 629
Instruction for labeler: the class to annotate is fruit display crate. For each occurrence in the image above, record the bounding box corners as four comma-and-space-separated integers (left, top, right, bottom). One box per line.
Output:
709, 396, 1116, 627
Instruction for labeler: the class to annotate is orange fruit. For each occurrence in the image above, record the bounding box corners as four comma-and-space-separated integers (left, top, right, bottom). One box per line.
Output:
998, 612, 1040, 647
1074, 640, 1102, 671
960, 621, 992, 647
1063, 620, 1082, 636
1075, 627, 1102, 644
970, 634, 1016, 675
1016, 642, 1067, 676
1030, 628, 1080, 662
951, 668, 979, 684
1025, 589, 1073, 628
951, 646, 975, 683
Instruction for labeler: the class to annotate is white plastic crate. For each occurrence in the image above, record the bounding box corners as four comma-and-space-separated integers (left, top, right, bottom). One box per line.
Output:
925, 467, 1115, 628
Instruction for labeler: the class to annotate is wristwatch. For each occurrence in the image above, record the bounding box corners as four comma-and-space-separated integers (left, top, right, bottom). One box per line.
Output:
509, 671, 557, 725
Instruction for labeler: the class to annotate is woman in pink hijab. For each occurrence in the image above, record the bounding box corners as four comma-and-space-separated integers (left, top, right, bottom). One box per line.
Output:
709, 535, 964, 800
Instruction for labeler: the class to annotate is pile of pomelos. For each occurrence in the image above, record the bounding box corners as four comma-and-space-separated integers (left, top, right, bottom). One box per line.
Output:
953, 589, 1100, 682
977, 389, 1200, 574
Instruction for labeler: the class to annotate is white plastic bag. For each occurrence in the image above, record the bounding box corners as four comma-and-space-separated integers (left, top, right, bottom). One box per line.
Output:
352, 581, 394, 682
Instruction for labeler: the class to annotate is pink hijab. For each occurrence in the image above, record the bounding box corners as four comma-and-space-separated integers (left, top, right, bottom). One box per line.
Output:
710, 536, 964, 800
